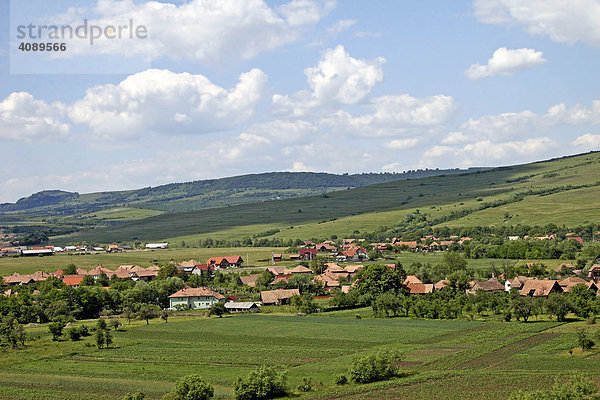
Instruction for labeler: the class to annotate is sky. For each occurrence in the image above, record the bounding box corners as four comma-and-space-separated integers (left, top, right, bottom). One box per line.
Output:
1, 0, 600, 203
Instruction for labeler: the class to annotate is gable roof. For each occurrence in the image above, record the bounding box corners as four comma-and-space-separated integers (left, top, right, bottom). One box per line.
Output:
169, 287, 225, 300
404, 275, 423, 285
344, 264, 363, 273
324, 263, 346, 273
289, 265, 313, 274
62, 275, 85, 286
238, 274, 262, 287
520, 279, 562, 297
260, 288, 300, 304
406, 283, 435, 294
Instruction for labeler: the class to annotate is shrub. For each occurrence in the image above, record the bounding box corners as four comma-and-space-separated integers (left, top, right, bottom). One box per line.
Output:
335, 374, 348, 385
122, 391, 145, 400
163, 374, 214, 400
349, 351, 403, 383
234, 366, 288, 400
297, 377, 312, 392
65, 327, 82, 341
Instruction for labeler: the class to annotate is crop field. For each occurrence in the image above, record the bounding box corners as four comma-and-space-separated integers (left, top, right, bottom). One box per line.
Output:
2, 311, 600, 399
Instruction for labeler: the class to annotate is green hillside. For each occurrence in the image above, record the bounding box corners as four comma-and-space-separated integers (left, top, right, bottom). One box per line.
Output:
0, 170, 480, 233
58, 152, 600, 244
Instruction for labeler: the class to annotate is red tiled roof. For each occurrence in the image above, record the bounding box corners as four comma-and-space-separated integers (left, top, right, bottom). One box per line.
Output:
169, 287, 225, 300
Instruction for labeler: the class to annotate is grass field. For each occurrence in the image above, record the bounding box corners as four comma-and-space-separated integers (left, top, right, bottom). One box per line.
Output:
2, 311, 600, 399
58, 152, 600, 244
0, 247, 288, 275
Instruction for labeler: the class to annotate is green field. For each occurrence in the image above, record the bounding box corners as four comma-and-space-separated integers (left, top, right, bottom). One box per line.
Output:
58, 152, 600, 244
0, 247, 288, 275
2, 312, 600, 399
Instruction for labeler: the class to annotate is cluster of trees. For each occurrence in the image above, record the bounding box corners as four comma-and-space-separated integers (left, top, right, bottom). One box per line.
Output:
327, 262, 600, 323
509, 374, 598, 400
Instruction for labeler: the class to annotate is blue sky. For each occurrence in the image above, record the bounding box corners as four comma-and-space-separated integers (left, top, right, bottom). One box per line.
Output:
1, 0, 600, 203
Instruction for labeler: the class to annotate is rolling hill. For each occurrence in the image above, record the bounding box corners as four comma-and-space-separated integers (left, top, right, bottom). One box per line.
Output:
57, 151, 600, 244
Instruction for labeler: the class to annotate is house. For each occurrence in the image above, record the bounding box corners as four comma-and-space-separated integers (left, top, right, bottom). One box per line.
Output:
559, 277, 589, 293
267, 266, 290, 276
288, 265, 313, 274
270, 275, 292, 285
145, 243, 169, 249
589, 264, 600, 282
272, 254, 283, 262
260, 289, 300, 305
316, 243, 337, 252
505, 276, 528, 292
107, 244, 120, 253
134, 269, 159, 282
404, 275, 423, 285
169, 287, 225, 310
22, 248, 53, 257
224, 302, 259, 313
555, 263, 575, 273
406, 283, 435, 294
336, 247, 369, 262
467, 278, 504, 294
2, 273, 34, 285
238, 274, 262, 287
344, 265, 363, 274
177, 260, 203, 275
520, 279, 562, 297
207, 256, 243, 269
316, 271, 346, 289
62, 275, 85, 288
299, 248, 317, 260
434, 280, 449, 290
88, 265, 113, 279
508, 236, 520, 241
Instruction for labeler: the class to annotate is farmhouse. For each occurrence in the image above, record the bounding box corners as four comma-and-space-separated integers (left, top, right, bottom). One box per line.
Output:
207, 256, 243, 269
299, 248, 317, 260
520, 279, 562, 297
260, 288, 300, 305
505, 276, 529, 291
169, 287, 225, 310
62, 275, 85, 288
588, 264, 600, 282
288, 265, 313, 274
238, 274, 262, 287
467, 277, 504, 294
336, 247, 368, 262
145, 243, 169, 249
558, 277, 588, 292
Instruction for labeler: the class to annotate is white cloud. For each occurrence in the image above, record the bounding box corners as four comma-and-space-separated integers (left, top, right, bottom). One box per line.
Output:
273, 45, 385, 116
322, 94, 457, 137
69, 68, 267, 140
326, 19, 357, 35
572, 133, 600, 149
473, 0, 600, 48
353, 31, 382, 38
465, 47, 546, 80
0, 92, 70, 142
443, 100, 600, 144
422, 137, 557, 167
245, 120, 318, 143
50, 0, 334, 62
386, 138, 419, 150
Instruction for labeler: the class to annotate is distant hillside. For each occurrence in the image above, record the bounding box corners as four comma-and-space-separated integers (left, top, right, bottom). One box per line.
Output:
0, 169, 481, 220
58, 152, 600, 244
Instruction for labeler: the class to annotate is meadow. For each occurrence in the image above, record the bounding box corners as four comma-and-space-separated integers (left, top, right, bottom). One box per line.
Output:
2, 310, 600, 399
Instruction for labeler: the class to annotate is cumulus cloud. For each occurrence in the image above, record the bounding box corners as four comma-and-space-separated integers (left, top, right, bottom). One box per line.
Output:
422, 137, 557, 168
386, 138, 419, 150
322, 94, 457, 137
442, 100, 600, 144
273, 45, 385, 116
326, 19, 357, 35
473, 0, 600, 47
465, 47, 546, 80
0, 92, 70, 142
49, 0, 334, 62
572, 133, 600, 149
69, 68, 267, 140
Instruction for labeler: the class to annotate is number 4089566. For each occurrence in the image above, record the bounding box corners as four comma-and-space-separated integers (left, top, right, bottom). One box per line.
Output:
19, 42, 67, 51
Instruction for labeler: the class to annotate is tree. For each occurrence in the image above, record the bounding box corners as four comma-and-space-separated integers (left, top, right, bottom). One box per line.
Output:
348, 351, 402, 383
137, 304, 159, 324
163, 374, 214, 400
81, 275, 96, 286
569, 284, 595, 318
63, 263, 77, 275
576, 328, 595, 351
48, 319, 66, 341
512, 296, 533, 322
0, 316, 25, 348
109, 319, 122, 331
157, 264, 179, 280
234, 366, 288, 400
122, 307, 134, 325
546, 293, 570, 322
208, 302, 227, 318
442, 252, 468, 273
353, 264, 406, 296
160, 310, 170, 323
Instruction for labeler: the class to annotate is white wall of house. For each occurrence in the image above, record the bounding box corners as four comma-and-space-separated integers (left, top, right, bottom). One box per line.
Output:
169, 295, 221, 309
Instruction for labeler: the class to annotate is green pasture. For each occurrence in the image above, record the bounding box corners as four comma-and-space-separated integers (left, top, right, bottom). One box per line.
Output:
3, 311, 600, 399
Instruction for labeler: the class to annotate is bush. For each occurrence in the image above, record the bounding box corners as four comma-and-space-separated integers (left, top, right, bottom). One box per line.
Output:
349, 351, 402, 383
163, 374, 214, 400
297, 377, 312, 392
65, 327, 82, 341
234, 366, 288, 400
122, 391, 145, 400
335, 374, 348, 385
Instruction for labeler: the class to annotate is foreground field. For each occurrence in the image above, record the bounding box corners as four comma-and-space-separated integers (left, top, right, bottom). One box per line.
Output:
2, 312, 600, 399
